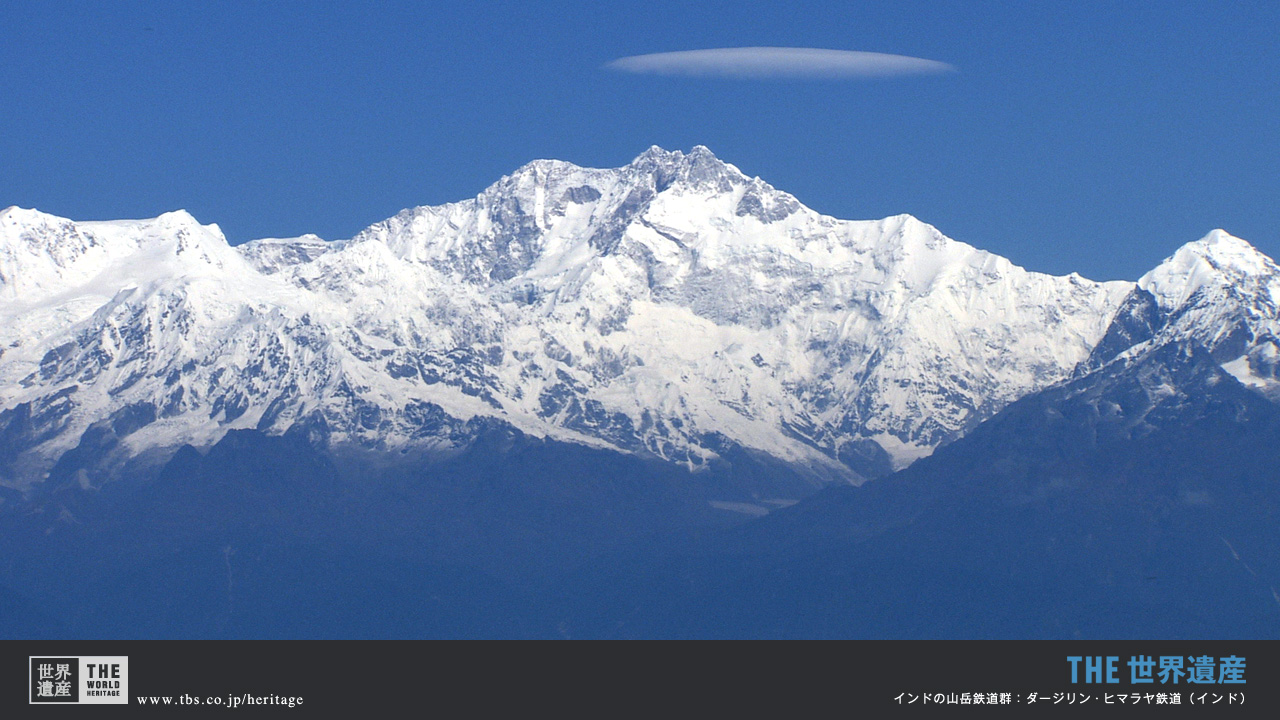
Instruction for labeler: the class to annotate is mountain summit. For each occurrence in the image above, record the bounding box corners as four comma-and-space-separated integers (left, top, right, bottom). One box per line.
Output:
1078, 229, 1280, 398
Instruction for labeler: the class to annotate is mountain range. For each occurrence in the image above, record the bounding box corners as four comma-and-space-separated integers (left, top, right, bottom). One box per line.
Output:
2, 147, 1278, 638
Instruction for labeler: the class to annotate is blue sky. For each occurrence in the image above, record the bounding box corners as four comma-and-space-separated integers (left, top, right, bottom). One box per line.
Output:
2, 0, 1278, 280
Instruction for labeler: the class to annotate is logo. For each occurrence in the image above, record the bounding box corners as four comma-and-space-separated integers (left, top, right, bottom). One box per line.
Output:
30, 657, 129, 705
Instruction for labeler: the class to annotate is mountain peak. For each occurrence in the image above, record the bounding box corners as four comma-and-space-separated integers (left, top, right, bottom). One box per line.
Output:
1186, 228, 1269, 264
1172, 229, 1271, 269
628, 144, 723, 166
155, 208, 202, 226
1139, 229, 1278, 311
624, 145, 747, 190
0, 205, 63, 230
475, 147, 750, 211
631, 145, 681, 164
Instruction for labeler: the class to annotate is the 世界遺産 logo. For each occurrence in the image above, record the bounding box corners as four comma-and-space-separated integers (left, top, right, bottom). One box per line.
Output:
30, 656, 128, 705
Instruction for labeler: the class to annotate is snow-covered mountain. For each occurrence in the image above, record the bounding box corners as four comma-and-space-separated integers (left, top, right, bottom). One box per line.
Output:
1081, 229, 1280, 401
7, 146, 1266, 492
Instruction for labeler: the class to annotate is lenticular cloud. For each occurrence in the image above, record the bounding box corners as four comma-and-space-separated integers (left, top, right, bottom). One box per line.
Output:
604, 47, 956, 80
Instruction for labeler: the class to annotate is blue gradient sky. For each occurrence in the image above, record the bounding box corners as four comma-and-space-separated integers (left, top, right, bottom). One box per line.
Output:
3, 1, 1277, 279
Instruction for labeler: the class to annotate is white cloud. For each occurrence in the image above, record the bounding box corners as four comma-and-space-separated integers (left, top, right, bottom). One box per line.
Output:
604, 47, 956, 80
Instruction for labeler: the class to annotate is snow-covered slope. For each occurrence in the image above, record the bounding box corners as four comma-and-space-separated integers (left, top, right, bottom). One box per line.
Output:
1, 147, 1138, 489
